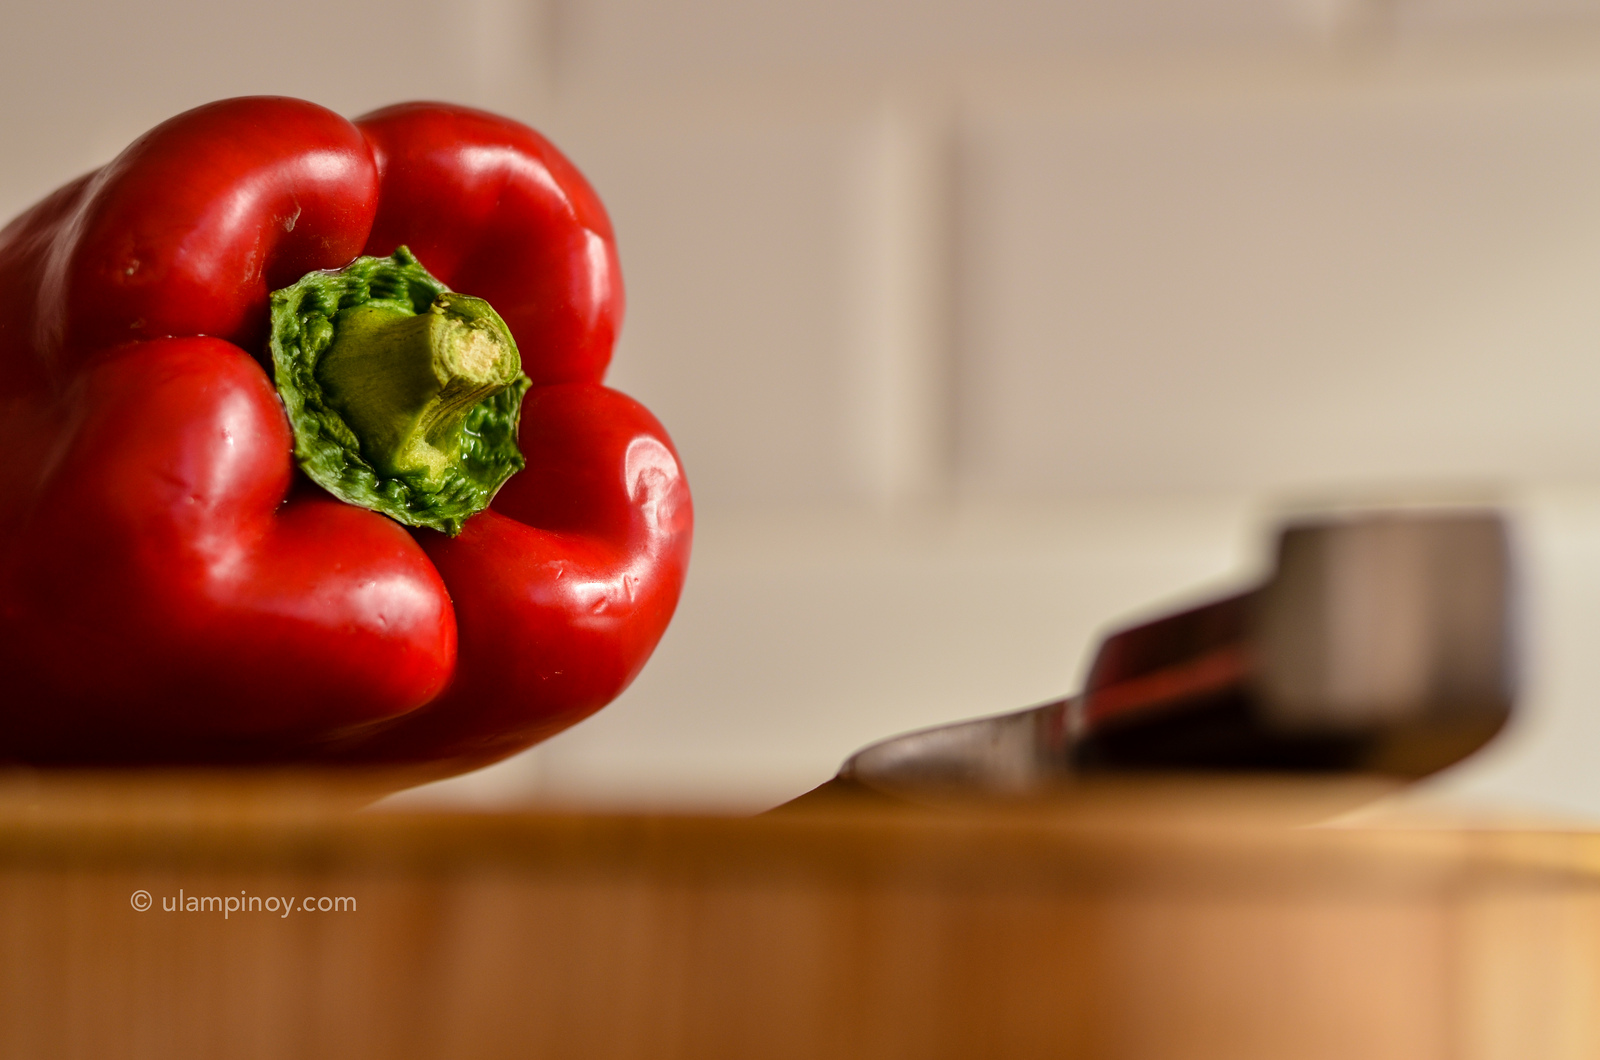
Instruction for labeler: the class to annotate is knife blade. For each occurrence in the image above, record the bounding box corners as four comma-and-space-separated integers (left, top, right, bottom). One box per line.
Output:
835, 508, 1514, 800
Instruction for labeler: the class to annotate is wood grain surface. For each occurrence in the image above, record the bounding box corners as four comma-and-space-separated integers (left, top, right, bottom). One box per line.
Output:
0, 770, 1595, 1059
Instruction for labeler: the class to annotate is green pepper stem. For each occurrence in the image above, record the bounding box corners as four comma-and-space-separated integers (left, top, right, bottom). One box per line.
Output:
314, 293, 523, 486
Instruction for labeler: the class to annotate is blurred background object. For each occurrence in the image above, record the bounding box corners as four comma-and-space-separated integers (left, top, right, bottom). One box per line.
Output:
15, 0, 1600, 813
837, 508, 1515, 801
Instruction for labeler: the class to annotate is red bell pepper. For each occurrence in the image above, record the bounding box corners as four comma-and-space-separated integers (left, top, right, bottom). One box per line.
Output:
0, 97, 692, 772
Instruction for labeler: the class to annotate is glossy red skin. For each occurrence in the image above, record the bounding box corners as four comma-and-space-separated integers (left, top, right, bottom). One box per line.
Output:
0, 97, 691, 768
359, 104, 622, 387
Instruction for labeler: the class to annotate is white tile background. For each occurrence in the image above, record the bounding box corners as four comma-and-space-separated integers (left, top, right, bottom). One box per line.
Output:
11, 0, 1600, 813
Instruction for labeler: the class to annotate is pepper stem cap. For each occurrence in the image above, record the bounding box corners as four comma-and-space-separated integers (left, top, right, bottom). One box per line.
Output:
270, 247, 532, 535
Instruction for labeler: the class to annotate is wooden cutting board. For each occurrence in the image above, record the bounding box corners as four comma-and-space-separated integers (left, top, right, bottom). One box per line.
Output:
0, 770, 1593, 1060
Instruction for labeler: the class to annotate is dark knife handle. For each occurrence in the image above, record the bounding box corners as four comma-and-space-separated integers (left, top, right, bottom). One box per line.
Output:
1069, 511, 1513, 777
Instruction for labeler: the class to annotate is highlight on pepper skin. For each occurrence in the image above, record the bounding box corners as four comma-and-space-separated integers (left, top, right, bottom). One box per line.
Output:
0, 96, 692, 771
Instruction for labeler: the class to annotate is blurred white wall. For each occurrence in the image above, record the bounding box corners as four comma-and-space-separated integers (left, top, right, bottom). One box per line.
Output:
11, 0, 1600, 812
